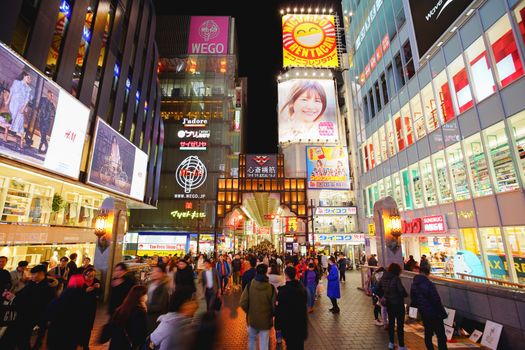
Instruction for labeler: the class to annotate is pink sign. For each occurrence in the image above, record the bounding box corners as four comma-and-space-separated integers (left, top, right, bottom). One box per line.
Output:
187, 16, 229, 55
423, 215, 447, 234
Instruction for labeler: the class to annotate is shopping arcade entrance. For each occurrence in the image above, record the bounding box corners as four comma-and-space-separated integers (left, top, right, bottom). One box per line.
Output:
214, 154, 308, 252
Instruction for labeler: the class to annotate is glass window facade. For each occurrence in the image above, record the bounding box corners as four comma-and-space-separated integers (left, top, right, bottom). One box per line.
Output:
465, 133, 493, 197
465, 37, 496, 102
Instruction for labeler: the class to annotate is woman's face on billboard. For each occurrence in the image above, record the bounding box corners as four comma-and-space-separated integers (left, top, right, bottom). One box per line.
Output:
293, 90, 322, 121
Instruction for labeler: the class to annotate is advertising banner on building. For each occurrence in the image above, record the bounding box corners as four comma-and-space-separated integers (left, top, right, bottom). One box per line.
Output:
174, 155, 208, 199
408, 0, 475, 58
187, 16, 229, 55
282, 14, 339, 68
245, 154, 277, 178
278, 79, 339, 143
0, 42, 89, 179
306, 146, 350, 189
315, 207, 357, 215
87, 118, 148, 200
317, 234, 365, 243
137, 234, 187, 256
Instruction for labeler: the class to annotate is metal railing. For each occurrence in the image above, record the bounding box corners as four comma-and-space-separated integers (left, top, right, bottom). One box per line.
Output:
456, 273, 525, 289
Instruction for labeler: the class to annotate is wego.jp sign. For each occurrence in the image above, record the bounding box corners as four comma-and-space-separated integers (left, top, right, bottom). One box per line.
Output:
187, 16, 229, 55
409, 0, 475, 58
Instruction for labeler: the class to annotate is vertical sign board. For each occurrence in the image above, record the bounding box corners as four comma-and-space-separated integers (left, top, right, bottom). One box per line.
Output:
187, 16, 230, 55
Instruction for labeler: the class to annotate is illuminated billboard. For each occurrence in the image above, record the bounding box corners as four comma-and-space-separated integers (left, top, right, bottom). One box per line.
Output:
187, 16, 229, 55
306, 146, 350, 189
137, 234, 187, 257
87, 119, 148, 201
278, 79, 339, 143
282, 14, 339, 68
245, 155, 277, 178
0, 42, 89, 179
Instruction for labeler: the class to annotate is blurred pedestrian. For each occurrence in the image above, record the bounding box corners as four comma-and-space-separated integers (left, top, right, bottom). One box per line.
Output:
379, 263, 408, 350
0, 255, 12, 293
81, 267, 101, 350
9, 260, 29, 293
146, 266, 170, 333
108, 262, 136, 316
302, 263, 320, 313
338, 255, 347, 283
240, 264, 276, 350
404, 255, 418, 272
420, 255, 431, 272
241, 256, 257, 290
411, 265, 448, 350
216, 255, 231, 294
109, 285, 148, 350
200, 259, 220, 312
327, 257, 341, 313
174, 258, 196, 300
275, 266, 308, 350
231, 254, 242, 289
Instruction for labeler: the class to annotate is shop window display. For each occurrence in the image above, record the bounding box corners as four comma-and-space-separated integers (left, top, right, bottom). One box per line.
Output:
401, 169, 413, 210
486, 15, 524, 88
459, 228, 486, 277
433, 70, 455, 123
385, 175, 393, 199
420, 157, 437, 206
379, 126, 388, 161
409, 163, 424, 208
378, 180, 386, 199
373, 132, 381, 165
410, 94, 426, 140
480, 227, 510, 281
0, 177, 54, 224
386, 119, 397, 156
392, 172, 404, 210
421, 83, 440, 133
401, 104, 414, 147
508, 111, 525, 184
448, 56, 474, 113
504, 226, 525, 283
363, 146, 370, 172
432, 151, 453, 203
369, 141, 376, 168
394, 112, 405, 151
446, 143, 471, 200
483, 122, 519, 192
464, 134, 493, 197
465, 37, 496, 102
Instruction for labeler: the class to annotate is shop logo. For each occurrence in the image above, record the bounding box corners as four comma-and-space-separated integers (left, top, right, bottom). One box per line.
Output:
199, 20, 220, 41
426, 0, 454, 21
176, 156, 207, 193
253, 156, 271, 166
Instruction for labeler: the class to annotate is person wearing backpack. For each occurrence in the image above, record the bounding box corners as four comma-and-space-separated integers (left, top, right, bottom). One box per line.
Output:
239, 263, 276, 350
379, 263, 408, 350
411, 265, 448, 350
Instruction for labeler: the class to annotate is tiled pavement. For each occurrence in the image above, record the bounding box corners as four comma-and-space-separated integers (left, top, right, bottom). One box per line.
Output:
83, 270, 480, 349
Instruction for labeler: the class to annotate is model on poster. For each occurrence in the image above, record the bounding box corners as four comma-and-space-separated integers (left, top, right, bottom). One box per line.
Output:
278, 79, 338, 143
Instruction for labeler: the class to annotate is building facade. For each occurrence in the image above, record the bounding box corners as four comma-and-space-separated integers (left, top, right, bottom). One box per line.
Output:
342, 0, 525, 284
0, 0, 163, 269
128, 15, 244, 255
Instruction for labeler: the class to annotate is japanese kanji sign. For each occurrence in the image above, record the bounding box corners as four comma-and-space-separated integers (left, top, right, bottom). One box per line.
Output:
245, 154, 278, 178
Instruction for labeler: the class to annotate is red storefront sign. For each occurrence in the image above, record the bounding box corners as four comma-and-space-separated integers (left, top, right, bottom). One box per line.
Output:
402, 215, 446, 234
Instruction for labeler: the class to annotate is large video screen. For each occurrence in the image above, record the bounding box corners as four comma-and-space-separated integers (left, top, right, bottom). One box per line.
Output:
306, 146, 351, 190
0, 42, 89, 179
282, 14, 339, 68
409, 0, 475, 58
87, 118, 148, 201
278, 79, 339, 144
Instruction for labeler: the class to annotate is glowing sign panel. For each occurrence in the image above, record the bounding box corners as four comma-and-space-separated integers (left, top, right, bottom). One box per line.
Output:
175, 156, 207, 193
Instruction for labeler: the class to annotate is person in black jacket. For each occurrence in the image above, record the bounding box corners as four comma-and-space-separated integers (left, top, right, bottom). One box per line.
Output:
81, 267, 101, 349
0, 255, 12, 293
0, 264, 56, 350
231, 254, 242, 288
275, 266, 308, 350
108, 262, 136, 316
411, 265, 448, 350
379, 263, 408, 350
109, 285, 148, 350
337, 255, 347, 282
241, 257, 257, 290
174, 259, 196, 300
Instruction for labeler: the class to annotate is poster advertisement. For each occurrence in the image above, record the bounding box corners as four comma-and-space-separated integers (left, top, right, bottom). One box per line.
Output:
306, 146, 350, 189
282, 14, 339, 68
187, 16, 229, 55
137, 234, 187, 257
278, 79, 339, 143
0, 42, 89, 178
87, 118, 148, 201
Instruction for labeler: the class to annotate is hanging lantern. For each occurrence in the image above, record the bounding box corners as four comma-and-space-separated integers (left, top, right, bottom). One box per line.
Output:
390, 214, 402, 238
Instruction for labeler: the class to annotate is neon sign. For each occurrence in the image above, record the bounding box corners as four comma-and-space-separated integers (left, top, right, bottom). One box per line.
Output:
175, 156, 207, 193
170, 210, 206, 219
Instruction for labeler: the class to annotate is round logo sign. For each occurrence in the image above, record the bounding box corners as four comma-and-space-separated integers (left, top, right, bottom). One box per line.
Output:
282, 14, 339, 68
176, 156, 207, 193
198, 20, 220, 42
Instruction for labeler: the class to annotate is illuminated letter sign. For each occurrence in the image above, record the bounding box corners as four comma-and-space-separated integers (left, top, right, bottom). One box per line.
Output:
422, 215, 447, 234
170, 210, 206, 219
176, 156, 207, 193
187, 16, 229, 55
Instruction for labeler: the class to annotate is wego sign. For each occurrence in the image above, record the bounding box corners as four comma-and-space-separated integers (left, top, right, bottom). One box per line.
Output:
401, 215, 447, 234
187, 16, 229, 55
175, 156, 207, 193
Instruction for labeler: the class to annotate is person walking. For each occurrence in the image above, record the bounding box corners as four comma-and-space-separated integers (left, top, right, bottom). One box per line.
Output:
239, 264, 276, 350
0, 265, 55, 350
326, 257, 341, 313
338, 255, 347, 283
174, 258, 196, 300
231, 254, 242, 289
268, 262, 284, 291
404, 255, 418, 271
275, 266, 308, 350
411, 265, 448, 350
379, 263, 408, 350
302, 263, 320, 313
108, 262, 136, 316
215, 255, 231, 294
200, 259, 221, 312
108, 285, 148, 350
9, 260, 29, 293
46, 275, 86, 350
80, 267, 101, 350
241, 256, 257, 290
146, 265, 170, 334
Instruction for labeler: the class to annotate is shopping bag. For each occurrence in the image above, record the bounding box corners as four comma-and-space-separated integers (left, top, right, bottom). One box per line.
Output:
0, 302, 17, 327
408, 307, 418, 319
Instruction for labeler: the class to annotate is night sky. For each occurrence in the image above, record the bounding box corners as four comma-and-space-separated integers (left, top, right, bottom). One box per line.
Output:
154, 0, 342, 153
